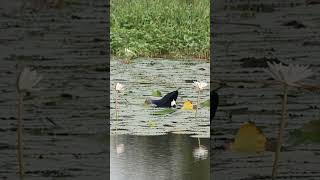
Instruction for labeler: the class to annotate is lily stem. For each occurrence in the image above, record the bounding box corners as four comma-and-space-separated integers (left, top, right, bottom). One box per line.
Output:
115, 90, 119, 133
272, 84, 288, 180
17, 92, 25, 178
195, 89, 200, 118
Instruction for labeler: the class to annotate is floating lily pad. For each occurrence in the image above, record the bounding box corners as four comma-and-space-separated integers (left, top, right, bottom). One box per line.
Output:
152, 90, 162, 97
289, 119, 320, 144
152, 108, 176, 116
200, 99, 210, 108
230, 121, 267, 153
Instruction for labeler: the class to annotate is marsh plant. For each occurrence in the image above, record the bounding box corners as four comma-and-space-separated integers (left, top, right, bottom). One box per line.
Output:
264, 62, 313, 180
16, 67, 42, 178
122, 48, 136, 64
111, 0, 209, 59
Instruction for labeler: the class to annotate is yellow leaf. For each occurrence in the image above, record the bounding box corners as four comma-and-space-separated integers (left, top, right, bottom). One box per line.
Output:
182, 100, 194, 110
230, 121, 267, 153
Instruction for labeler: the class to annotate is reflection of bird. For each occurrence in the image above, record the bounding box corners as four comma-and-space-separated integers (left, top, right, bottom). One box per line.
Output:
145, 88, 179, 108
210, 90, 219, 123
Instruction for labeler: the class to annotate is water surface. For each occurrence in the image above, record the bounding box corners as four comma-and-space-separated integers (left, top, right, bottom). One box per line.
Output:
110, 134, 209, 180
110, 58, 210, 137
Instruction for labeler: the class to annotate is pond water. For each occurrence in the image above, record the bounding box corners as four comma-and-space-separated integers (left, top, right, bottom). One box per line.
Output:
110, 58, 210, 138
110, 134, 210, 180
110, 58, 210, 180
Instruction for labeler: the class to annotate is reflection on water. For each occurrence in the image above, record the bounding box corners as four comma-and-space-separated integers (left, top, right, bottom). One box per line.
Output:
110, 134, 209, 180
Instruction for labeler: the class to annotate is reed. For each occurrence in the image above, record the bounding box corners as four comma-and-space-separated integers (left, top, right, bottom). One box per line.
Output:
111, 0, 209, 59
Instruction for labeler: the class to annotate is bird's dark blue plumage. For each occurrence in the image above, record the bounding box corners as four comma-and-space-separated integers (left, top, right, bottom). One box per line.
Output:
146, 89, 179, 108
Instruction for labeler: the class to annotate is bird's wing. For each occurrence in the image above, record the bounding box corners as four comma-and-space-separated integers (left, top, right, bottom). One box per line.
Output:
153, 90, 179, 107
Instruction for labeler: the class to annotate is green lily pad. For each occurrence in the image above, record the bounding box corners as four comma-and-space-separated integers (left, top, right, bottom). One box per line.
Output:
200, 99, 210, 108
152, 90, 162, 97
152, 108, 176, 116
289, 119, 320, 144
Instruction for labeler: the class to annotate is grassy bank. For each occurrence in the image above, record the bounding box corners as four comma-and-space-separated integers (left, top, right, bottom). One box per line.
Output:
111, 0, 210, 59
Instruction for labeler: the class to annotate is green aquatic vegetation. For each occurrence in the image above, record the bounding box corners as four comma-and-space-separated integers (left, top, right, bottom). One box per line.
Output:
111, 0, 209, 59
152, 90, 162, 97
200, 99, 210, 108
147, 120, 157, 127
290, 119, 320, 144
152, 108, 176, 116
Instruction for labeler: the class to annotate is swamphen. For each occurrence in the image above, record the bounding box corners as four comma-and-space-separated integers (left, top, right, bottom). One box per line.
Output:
145, 88, 179, 108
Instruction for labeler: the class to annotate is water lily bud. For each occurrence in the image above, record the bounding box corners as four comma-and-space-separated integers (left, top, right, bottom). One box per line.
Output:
115, 83, 125, 92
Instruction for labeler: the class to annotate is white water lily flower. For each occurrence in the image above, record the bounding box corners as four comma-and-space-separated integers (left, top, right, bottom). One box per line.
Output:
17, 67, 42, 92
171, 100, 176, 107
193, 81, 208, 91
115, 83, 125, 92
264, 62, 313, 86
193, 146, 208, 160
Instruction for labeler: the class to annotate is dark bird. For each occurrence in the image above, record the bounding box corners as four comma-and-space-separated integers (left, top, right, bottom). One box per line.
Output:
145, 88, 180, 108
210, 90, 219, 124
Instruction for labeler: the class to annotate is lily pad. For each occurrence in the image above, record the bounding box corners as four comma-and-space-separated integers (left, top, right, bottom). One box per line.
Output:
230, 121, 267, 153
200, 99, 210, 108
152, 108, 176, 116
152, 90, 162, 97
289, 119, 320, 144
